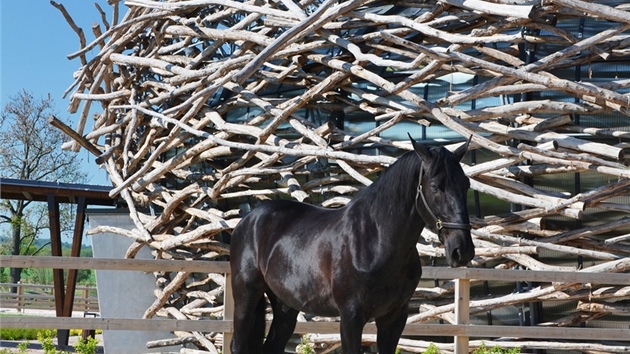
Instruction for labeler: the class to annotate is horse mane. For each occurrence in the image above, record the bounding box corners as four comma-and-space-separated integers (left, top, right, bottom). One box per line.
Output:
349, 146, 460, 212
349, 149, 421, 211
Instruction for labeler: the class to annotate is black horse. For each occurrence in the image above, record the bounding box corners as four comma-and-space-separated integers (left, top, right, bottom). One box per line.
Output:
229, 136, 475, 353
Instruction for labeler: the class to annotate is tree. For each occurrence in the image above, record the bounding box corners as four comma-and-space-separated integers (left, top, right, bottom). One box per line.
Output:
0, 90, 88, 289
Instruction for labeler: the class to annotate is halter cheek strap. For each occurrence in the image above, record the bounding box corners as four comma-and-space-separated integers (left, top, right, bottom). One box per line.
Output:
415, 165, 472, 232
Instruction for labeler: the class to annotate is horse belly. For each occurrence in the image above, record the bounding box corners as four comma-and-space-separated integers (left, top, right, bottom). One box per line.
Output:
263, 247, 340, 317
266, 282, 340, 317
291, 293, 339, 317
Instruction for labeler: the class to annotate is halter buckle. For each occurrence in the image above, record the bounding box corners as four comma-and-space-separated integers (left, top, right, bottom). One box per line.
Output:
435, 219, 443, 231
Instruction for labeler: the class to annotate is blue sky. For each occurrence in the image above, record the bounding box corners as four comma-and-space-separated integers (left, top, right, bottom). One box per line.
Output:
1, 0, 113, 186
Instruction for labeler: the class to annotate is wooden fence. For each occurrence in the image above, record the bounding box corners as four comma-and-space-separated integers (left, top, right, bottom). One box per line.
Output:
0, 283, 98, 313
1, 255, 628, 354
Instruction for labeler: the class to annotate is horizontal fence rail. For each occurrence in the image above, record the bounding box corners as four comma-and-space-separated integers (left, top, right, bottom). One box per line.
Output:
2, 255, 628, 284
0, 283, 98, 312
1, 255, 629, 354
2, 317, 629, 341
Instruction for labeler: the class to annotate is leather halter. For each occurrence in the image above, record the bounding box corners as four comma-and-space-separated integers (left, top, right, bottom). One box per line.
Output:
415, 164, 472, 233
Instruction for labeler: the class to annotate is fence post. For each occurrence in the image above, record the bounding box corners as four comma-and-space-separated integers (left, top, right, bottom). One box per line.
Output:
223, 271, 233, 354
455, 278, 470, 354
17, 282, 24, 313
83, 288, 89, 311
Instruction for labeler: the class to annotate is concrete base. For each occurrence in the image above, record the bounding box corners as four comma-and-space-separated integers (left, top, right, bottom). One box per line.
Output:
88, 210, 180, 354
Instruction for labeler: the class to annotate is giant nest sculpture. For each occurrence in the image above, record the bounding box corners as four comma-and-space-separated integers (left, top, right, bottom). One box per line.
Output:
52, 0, 630, 352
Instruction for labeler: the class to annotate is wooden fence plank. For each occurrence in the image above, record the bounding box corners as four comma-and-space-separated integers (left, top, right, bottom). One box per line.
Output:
2, 254, 629, 352
0, 317, 232, 332
2, 256, 628, 284
0, 255, 230, 273
1, 317, 628, 342
1, 283, 99, 312
421, 266, 630, 285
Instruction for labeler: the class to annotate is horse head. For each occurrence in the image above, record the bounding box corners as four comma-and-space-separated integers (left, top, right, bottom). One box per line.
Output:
410, 135, 475, 267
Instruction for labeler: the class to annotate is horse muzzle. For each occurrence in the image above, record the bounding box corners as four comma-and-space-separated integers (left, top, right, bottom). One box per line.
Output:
444, 231, 475, 267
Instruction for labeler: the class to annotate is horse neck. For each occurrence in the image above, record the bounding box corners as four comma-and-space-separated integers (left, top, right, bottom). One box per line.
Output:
358, 152, 426, 246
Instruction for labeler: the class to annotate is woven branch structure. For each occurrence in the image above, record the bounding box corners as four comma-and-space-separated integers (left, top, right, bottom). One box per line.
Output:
53, 0, 630, 351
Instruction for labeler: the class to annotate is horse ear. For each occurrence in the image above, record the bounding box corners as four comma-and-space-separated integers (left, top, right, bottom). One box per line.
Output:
408, 133, 431, 159
454, 135, 472, 161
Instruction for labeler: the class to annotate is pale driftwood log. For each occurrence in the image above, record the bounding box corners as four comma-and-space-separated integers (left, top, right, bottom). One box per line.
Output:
181, 306, 225, 317
52, 0, 630, 350
473, 229, 621, 261
146, 335, 198, 349
181, 347, 219, 354
577, 300, 630, 315
538, 311, 608, 327
144, 271, 192, 319
407, 257, 630, 322
408, 285, 562, 324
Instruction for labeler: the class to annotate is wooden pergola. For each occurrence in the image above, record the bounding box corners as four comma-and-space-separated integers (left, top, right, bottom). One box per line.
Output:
0, 178, 114, 346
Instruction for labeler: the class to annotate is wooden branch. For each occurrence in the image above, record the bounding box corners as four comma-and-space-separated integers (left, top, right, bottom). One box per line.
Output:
144, 271, 192, 319
48, 116, 101, 156
577, 300, 630, 315
55, 0, 630, 348
232, 0, 340, 84
441, 0, 534, 19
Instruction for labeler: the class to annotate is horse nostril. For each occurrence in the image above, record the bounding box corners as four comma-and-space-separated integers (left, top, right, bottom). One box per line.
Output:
451, 245, 474, 267
452, 248, 462, 263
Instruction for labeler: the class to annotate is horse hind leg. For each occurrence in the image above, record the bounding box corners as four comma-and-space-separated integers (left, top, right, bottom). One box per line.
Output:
230, 278, 267, 354
263, 290, 299, 354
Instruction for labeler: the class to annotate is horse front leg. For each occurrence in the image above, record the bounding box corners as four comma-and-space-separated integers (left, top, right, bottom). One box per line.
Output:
339, 304, 367, 354
375, 303, 409, 354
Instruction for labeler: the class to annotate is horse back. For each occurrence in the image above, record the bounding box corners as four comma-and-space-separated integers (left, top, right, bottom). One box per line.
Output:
232, 199, 341, 264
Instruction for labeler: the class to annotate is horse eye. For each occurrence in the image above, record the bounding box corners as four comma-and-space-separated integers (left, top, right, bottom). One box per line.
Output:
430, 183, 438, 192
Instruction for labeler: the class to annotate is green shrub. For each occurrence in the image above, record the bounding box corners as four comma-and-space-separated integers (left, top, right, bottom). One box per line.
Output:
296, 335, 315, 354
0, 315, 100, 354
473, 342, 521, 354
74, 336, 99, 354
0, 316, 101, 341
0, 327, 41, 341
0, 342, 28, 354
423, 343, 440, 354
36, 330, 68, 354
417, 342, 520, 354
16, 342, 29, 354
